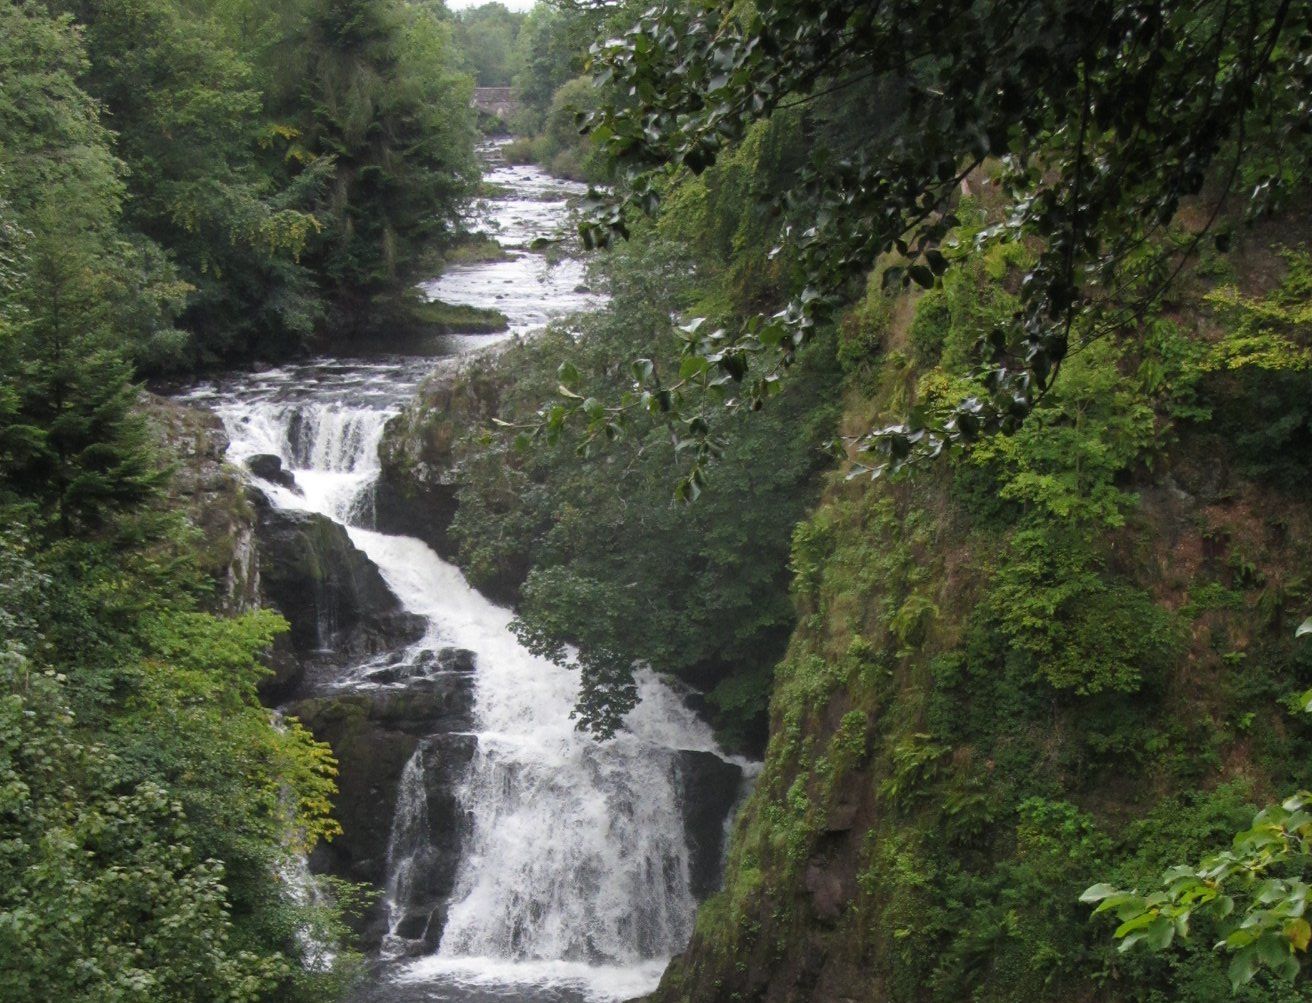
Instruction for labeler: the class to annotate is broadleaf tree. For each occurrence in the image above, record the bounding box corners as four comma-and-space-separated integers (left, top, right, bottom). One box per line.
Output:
541, 0, 1312, 494
1083, 622, 1312, 989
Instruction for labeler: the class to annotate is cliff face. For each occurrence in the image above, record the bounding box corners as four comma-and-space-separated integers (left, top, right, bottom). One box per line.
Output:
374, 362, 505, 575
145, 394, 259, 611
654, 228, 1312, 1002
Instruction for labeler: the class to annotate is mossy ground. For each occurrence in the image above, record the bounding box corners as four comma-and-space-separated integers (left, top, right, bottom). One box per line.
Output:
405, 297, 508, 334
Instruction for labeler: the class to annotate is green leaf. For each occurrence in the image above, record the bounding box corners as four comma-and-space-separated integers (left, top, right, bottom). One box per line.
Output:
1114, 911, 1158, 938
1145, 916, 1175, 951
679, 355, 709, 380
630, 358, 655, 384
1256, 932, 1291, 969
1118, 930, 1147, 953
1229, 947, 1258, 989
1286, 917, 1311, 952
1080, 883, 1119, 903
1297, 617, 1312, 639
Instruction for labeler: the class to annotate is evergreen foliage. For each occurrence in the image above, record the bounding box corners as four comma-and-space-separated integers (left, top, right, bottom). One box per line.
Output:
4, 0, 476, 372
651, 190, 1312, 1002
0, 0, 476, 988
286, 0, 477, 334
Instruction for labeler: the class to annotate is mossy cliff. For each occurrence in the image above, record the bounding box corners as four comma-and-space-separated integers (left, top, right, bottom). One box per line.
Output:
653, 218, 1312, 1002
144, 394, 259, 611
375, 361, 506, 574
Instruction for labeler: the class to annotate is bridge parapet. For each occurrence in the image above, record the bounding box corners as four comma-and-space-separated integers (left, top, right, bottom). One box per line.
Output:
472, 87, 518, 126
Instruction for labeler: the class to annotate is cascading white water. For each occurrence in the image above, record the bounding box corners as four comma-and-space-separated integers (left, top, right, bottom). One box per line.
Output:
215, 398, 391, 525
385, 744, 437, 939
203, 394, 743, 1000
344, 531, 731, 977
177, 149, 750, 1003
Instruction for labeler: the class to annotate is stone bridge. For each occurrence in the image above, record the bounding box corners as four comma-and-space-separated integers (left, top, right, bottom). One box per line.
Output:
472, 87, 518, 128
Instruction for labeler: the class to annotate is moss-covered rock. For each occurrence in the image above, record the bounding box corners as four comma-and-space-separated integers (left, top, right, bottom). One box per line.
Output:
253, 490, 426, 697
375, 361, 510, 583
143, 393, 259, 611
291, 656, 478, 950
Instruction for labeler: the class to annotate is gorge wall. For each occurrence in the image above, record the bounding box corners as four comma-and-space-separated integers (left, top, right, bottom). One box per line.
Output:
648, 221, 1312, 1002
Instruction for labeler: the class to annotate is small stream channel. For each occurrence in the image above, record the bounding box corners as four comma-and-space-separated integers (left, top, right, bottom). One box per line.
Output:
177, 145, 751, 1002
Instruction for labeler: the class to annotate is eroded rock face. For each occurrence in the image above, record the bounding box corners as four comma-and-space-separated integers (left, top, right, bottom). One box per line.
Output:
291, 653, 478, 950
674, 751, 746, 901
252, 490, 426, 698
374, 365, 503, 563
382, 734, 478, 953
144, 394, 258, 612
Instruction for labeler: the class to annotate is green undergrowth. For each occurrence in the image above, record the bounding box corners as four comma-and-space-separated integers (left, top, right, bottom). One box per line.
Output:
0, 507, 359, 1000
660, 223, 1312, 1000
431, 115, 843, 748
440, 234, 511, 266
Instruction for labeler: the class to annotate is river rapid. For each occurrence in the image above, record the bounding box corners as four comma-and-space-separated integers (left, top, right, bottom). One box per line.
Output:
176, 146, 748, 1002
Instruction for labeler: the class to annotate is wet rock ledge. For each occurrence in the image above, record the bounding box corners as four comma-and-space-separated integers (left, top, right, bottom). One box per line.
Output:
292, 652, 479, 952
374, 363, 502, 562
149, 394, 473, 950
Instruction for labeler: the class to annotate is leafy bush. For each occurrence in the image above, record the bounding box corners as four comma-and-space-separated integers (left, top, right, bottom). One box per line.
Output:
448, 237, 839, 746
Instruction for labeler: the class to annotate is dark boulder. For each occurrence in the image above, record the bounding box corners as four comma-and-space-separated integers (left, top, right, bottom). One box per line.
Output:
381, 733, 479, 953
245, 453, 300, 493
674, 750, 745, 900
373, 366, 509, 595
292, 678, 478, 951
252, 491, 425, 694
371, 476, 460, 558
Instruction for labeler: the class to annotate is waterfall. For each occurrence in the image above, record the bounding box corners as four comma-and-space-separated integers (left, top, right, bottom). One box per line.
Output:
384, 744, 441, 946
203, 382, 745, 998
344, 530, 730, 970
177, 150, 748, 1002
215, 398, 392, 525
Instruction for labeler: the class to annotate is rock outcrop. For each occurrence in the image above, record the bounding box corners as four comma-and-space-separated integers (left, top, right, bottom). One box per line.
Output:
674, 751, 746, 901
291, 650, 478, 950
252, 490, 426, 697
374, 363, 503, 560
145, 394, 258, 611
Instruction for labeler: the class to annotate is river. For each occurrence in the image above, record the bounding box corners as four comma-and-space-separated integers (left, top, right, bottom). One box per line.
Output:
176, 145, 748, 1002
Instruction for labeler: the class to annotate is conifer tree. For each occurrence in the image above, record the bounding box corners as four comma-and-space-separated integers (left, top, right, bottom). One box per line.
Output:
289, 0, 477, 335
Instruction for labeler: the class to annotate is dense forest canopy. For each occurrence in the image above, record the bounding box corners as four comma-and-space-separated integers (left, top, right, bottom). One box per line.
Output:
4, 0, 1312, 999
452, 2, 526, 86
494, 0, 1312, 740
2, 0, 477, 377
561, 0, 1312, 481
0, 0, 479, 996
